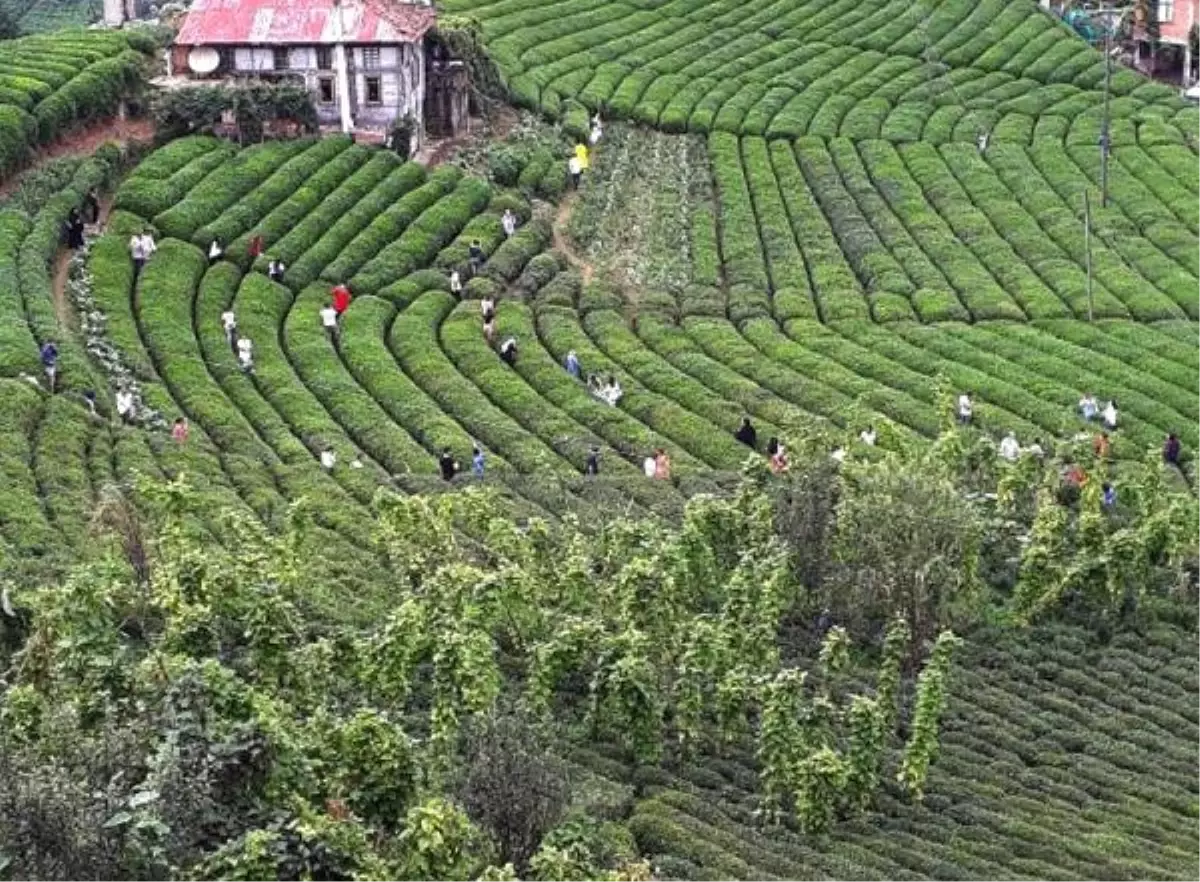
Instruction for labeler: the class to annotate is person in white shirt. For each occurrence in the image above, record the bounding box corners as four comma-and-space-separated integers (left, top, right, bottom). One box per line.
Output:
957, 392, 973, 425
999, 431, 1020, 462
221, 309, 237, 352
208, 238, 223, 263
481, 296, 496, 323
977, 130, 989, 153
267, 258, 286, 283
501, 209, 517, 238
1027, 438, 1045, 459
320, 449, 336, 470
643, 454, 657, 478
605, 379, 623, 406
130, 231, 155, 279
320, 303, 339, 341
115, 388, 134, 424
568, 155, 582, 189
1079, 393, 1098, 421
237, 336, 253, 372
1102, 399, 1118, 431
859, 425, 876, 446
830, 447, 847, 464
449, 270, 462, 296
589, 112, 602, 145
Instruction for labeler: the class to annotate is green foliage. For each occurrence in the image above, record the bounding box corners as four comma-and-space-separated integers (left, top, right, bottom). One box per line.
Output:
152, 83, 318, 143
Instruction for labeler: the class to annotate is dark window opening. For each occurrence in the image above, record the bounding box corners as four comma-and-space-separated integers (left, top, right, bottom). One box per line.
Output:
365, 75, 382, 105
273, 47, 289, 70
316, 46, 332, 70
318, 78, 335, 104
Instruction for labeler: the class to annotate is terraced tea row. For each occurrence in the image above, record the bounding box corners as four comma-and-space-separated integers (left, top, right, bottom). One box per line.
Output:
74, 136, 1191, 522
445, 0, 1198, 147
569, 622, 1199, 880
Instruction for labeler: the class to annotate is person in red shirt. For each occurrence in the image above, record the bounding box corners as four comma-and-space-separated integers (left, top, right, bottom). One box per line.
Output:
248, 234, 265, 259
331, 284, 351, 315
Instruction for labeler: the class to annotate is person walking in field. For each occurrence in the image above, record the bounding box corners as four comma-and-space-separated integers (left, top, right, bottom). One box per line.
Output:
1101, 399, 1118, 431
1078, 392, 1099, 421
221, 308, 238, 353
1163, 433, 1181, 468
116, 387, 135, 424
735, 416, 757, 449
585, 445, 600, 477
483, 316, 496, 344
171, 417, 189, 445
130, 229, 156, 280
480, 295, 496, 324
208, 238, 224, 264
82, 389, 98, 418
66, 209, 85, 250
39, 340, 58, 392
859, 425, 877, 446
765, 436, 779, 457
1102, 482, 1117, 508
589, 112, 602, 145
501, 208, 518, 238
439, 447, 458, 481
999, 431, 1020, 462
568, 154, 582, 189
769, 444, 790, 474
237, 336, 254, 372
84, 188, 100, 224
331, 283, 352, 316
957, 392, 973, 425
499, 336, 518, 366
1093, 431, 1111, 459
320, 448, 336, 470
321, 302, 339, 342
654, 448, 671, 480
575, 143, 590, 172
469, 239, 484, 273
268, 258, 286, 283
248, 234, 265, 260
565, 349, 581, 379
472, 446, 485, 479
449, 270, 462, 296
643, 453, 657, 478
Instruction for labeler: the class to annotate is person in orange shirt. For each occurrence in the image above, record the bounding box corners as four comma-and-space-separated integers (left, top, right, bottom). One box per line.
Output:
1093, 431, 1111, 459
331, 284, 352, 315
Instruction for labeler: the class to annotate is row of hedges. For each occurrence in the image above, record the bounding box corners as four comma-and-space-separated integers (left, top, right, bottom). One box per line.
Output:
279, 159, 426, 290
113, 137, 237, 220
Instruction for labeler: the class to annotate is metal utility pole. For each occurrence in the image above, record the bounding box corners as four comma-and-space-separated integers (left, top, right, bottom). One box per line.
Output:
1083, 189, 1094, 322
1099, 6, 1113, 208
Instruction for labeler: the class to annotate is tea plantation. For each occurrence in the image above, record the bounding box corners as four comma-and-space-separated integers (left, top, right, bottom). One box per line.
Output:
0, 0, 1196, 879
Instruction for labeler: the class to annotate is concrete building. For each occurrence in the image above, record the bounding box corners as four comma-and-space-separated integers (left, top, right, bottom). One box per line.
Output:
1132, 0, 1199, 84
172, 0, 438, 146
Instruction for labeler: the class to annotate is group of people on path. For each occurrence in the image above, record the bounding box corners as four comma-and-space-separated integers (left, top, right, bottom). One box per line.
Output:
732, 416, 877, 475
568, 114, 602, 188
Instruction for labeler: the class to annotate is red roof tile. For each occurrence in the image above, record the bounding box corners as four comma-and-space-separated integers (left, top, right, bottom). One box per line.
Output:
176, 0, 436, 46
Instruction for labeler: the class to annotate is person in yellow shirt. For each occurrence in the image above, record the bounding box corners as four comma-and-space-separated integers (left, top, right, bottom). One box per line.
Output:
574, 143, 589, 171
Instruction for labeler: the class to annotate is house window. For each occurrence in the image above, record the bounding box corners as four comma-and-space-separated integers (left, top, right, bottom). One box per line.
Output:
364, 75, 382, 105
316, 46, 333, 70
363, 46, 381, 69
1157, 0, 1174, 21
318, 78, 335, 104
217, 47, 233, 72
273, 47, 289, 70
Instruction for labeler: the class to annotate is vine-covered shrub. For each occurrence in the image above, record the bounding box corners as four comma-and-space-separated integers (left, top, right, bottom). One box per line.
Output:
152, 82, 319, 142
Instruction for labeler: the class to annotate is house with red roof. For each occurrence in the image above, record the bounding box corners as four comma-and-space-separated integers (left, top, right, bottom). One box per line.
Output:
172, 0, 441, 143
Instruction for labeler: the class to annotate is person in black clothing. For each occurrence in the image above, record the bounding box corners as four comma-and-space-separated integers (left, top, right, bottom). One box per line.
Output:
439, 447, 458, 481
765, 436, 780, 457
734, 416, 757, 450
66, 209, 85, 249
816, 607, 833, 637
1164, 433, 1182, 467
468, 240, 484, 273
499, 336, 518, 366
84, 189, 100, 224
585, 445, 600, 476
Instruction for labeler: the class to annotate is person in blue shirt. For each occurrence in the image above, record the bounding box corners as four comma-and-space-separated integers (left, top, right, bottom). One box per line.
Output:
1102, 483, 1116, 508
39, 341, 58, 392
472, 446, 485, 479
565, 349, 581, 379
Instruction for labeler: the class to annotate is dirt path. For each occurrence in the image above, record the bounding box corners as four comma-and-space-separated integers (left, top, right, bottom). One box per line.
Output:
552, 192, 595, 286
0, 116, 155, 200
